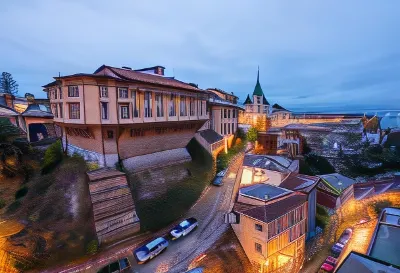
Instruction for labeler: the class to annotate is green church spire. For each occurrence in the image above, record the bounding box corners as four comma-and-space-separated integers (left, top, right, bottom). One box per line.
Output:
253, 66, 264, 97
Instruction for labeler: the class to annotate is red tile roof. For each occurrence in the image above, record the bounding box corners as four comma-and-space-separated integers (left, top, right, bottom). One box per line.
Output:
93, 65, 205, 92
280, 173, 320, 193
234, 192, 307, 223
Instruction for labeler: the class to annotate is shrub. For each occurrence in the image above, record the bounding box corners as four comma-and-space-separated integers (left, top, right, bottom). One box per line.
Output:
41, 140, 63, 174
35, 174, 54, 195
0, 198, 6, 209
86, 240, 98, 255
15, 186, 29, 199
247, 127, 258, 142
87, 162, 100, 171
21, 163, 35, 183
372, 200, 393, 215
12, 138, 31, 154
7, 200, 21, 213
304, 153, 335, 175
316, 214, 329, 228
316, 205, 329, 216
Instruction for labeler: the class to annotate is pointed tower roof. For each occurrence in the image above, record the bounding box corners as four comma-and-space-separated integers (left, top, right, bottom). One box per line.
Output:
253, 66, 264, 97
262, 95, 270, 105
244, 94, 253, 104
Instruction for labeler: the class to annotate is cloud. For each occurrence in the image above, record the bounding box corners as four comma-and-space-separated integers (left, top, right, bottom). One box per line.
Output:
0, 0, 399, 111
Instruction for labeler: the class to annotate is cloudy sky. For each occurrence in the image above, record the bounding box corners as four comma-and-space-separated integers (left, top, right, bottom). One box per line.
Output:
1, 0, 399, 112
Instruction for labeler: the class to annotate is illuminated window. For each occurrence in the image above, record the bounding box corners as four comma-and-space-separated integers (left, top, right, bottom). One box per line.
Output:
156, 93, 164, 117
132, 90, 140, 118
144, 92, 152, 117
180, 95, 187, 116
169, 94, 177, 116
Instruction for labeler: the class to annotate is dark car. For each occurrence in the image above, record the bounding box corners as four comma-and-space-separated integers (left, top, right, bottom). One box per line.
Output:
170, 218, 198, 240
331, 243, 344, 258
338, 228, 353, 245
212, 170, 226, 186
97, 257, 130, 273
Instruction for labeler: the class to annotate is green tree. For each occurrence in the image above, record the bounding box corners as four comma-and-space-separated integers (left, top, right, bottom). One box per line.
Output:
247, 127, 258, 142
0, 118, 22, 176
0, 72, 19, 95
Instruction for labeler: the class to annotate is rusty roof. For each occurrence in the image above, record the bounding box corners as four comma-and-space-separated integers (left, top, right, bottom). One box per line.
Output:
234, 192, 307, 223
93, 65, 206, 92
280, 173, 320, 193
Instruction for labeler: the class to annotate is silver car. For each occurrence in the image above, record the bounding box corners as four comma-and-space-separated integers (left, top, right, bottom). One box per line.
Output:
170, 218, 198, 240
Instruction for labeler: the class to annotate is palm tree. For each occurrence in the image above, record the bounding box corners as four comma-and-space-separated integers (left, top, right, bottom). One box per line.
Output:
0, 118, 22, 176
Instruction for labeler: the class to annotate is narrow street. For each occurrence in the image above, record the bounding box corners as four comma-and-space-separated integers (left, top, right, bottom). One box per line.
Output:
43, 152, 244, 273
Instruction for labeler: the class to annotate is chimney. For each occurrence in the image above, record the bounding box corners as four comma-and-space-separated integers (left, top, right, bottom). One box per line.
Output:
155, 66, 164, 76
4, 93, 14, 109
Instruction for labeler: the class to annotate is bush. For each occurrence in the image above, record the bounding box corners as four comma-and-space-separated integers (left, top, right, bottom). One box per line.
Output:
86, 240, 98, 255
247, 127, 258, 142
316, 214, 329, 228
87, 162, 100, 171
35, 174, 54, 195
316, 205, 329, 216
7, 200, 21, 213
15, 186, 29, 199
41, 140, 63, 174
304, 153, 335, 175
372, 200, 393, 215
21, 163, 35, 183
12, 138, 31, 154
0, 198, 6, 209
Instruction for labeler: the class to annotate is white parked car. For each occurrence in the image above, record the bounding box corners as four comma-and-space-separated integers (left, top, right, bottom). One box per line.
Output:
169, 218, 198, 240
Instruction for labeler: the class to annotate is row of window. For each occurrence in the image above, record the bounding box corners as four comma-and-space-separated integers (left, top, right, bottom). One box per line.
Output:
220, 108, 238, 119
53, 95, 206, 120
221, 122, 236, 135
267, 205, 306, 239
255, 220, 306, 256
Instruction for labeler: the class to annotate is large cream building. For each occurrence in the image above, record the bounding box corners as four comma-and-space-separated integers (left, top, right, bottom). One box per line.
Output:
43, 65, 209, 170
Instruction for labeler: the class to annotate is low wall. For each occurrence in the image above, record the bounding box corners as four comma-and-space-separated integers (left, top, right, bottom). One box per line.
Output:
122, 148, 192, 173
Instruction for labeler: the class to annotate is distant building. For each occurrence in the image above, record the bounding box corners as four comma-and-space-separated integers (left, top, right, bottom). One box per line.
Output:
0, 92, 55, 143
239, 68, 270, 131
207, 88, 244, 138
43, 65, 209, 170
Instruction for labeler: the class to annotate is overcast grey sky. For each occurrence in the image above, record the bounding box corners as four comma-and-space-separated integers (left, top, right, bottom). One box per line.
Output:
1, 0, 399, 112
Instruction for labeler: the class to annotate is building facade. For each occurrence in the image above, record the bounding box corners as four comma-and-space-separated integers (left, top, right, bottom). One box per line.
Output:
239, 68, 270, 131
43, 65, 209, 169
232, 184, 307, 273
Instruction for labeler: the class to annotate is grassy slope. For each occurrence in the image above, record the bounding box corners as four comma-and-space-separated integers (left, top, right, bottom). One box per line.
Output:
129, 138, 215, 231
1, 156, 96, 271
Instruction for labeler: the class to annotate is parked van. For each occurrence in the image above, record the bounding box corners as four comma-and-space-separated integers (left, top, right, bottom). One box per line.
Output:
133, 237, 168, 264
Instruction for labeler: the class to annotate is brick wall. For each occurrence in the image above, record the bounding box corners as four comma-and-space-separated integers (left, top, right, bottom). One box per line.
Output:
118, 129, 197, 159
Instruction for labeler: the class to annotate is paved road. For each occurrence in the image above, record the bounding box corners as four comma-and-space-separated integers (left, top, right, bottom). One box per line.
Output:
44, 153, 244, 273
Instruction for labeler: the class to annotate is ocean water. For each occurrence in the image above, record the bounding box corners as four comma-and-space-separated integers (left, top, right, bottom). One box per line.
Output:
315, 110, 400, 129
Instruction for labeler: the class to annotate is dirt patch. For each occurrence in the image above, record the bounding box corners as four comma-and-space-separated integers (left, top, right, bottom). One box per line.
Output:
191, 228, 257, 273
